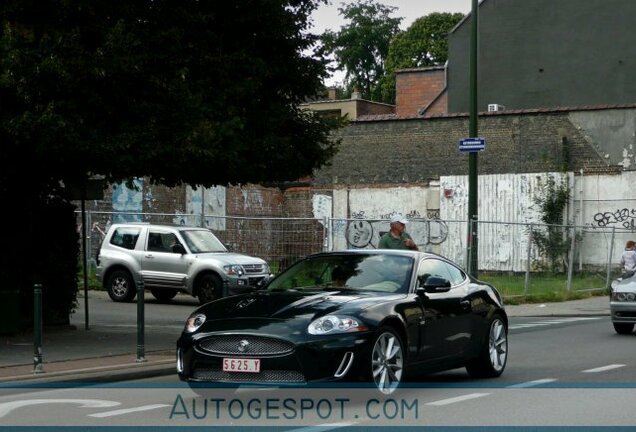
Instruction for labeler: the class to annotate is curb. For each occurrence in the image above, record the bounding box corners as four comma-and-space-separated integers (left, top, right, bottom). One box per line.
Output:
0, 361, 175, 386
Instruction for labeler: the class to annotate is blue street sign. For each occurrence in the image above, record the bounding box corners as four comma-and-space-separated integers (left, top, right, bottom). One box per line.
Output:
459, 137, 486, 152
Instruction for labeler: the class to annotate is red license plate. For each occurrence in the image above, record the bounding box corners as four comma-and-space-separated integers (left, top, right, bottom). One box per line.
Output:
222, 358, 261, 373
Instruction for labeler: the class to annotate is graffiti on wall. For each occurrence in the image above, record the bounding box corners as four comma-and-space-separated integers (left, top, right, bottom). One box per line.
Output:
342, 210, 449, 249
591, 209, 636, 229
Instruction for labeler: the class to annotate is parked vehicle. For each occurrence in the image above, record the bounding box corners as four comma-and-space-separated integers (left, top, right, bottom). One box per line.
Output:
96, 223, 271, 304
609, 272, 636, 334
177, 250, 508, 394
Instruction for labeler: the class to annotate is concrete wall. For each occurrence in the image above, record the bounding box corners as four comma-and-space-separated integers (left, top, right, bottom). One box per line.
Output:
448, 0, 636, 112
569, 109, 636, 169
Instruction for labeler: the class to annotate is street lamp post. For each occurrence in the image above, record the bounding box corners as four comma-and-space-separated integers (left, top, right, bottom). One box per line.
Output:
468, 0, 479, 277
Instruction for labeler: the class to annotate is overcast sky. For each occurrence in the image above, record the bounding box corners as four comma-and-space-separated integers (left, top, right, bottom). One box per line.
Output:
311, 0, 472, 33
310, 0, 473, 85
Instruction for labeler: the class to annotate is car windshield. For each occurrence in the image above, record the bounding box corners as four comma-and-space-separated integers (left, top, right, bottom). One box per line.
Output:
267, 253, 414, 294
180, 229, 227, 253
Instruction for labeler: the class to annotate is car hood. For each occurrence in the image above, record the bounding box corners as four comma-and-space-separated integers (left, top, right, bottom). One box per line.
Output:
194, 252, 266, 266
612, 276, 636, 293
195, 290, 400, 329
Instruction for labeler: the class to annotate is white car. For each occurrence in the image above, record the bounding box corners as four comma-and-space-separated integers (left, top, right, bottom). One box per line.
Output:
609, 272, 636, 334
96, 223, 271, 304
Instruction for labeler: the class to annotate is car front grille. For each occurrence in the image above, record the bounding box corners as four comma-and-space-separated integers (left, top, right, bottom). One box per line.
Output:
192, 368, 305, 383
198, 335, 295, 356
243, 264, 265, 274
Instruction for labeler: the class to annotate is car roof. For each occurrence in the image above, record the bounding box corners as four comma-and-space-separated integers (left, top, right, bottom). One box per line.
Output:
308, 249, 443, 260
109, 223, 209, 231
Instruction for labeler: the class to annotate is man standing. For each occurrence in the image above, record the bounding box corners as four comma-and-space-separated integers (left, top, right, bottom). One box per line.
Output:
378, 215, 418, 250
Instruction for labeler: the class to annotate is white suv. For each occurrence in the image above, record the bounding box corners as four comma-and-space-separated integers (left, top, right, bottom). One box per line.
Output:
96, 223, 271, 304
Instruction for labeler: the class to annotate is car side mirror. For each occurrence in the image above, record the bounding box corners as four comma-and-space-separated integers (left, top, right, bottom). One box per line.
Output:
419, 276, 451, 293
172, 244, 186, 255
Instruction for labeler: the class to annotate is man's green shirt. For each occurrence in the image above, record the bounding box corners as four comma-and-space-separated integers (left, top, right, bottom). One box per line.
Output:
378, 232, 413, 250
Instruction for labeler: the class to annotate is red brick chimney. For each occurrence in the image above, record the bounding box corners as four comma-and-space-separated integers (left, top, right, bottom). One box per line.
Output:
395, 67, 447, 117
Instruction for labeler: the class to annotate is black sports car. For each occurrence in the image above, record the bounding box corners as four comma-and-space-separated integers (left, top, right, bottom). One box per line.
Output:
177, 250, 508, 394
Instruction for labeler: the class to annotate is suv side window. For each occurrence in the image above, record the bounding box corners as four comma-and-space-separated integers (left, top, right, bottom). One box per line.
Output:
147, 231, 181, 253
110, 227, 141, 250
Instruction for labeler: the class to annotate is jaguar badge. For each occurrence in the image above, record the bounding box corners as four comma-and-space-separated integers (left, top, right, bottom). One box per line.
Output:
238, 340, 249, 352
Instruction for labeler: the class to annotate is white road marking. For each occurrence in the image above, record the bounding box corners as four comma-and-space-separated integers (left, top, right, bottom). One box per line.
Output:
426, 393, 490, 406
582, 364, 625, 373
510, 317, 601, 330
0, 399, 120, 418
288, 423, 357, 432
88, 404, 170, 418
507, 378, 557, 388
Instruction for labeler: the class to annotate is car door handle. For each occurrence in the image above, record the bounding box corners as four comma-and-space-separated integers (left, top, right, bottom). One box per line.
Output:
460, 300, 471, 309
145, 254, 154, 259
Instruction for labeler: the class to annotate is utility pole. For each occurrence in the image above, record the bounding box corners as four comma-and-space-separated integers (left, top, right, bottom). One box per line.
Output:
468, 0, 479, 276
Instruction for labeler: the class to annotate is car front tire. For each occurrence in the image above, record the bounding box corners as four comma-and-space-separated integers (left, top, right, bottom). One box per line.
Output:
107, 270, 137, 302
466, 314, 508, 378
613, 322, 634, 335
197, 274, 222, 305
369, 327, 404, 395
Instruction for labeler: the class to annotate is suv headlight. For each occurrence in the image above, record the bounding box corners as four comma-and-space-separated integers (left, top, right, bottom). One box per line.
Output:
612, 292, 636, 302
308, 315, 368, 335
185, 313, 206, 333
223, 265, 245, 276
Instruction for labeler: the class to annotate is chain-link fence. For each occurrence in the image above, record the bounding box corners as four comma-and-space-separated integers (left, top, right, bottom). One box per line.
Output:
77, 211, 629, 298
468, 221, 625, 298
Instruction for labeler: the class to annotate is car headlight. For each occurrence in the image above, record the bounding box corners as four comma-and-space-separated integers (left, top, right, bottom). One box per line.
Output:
185, 313, 206, 333
223, 265, 245, 276
612, 292, 636, 302
308, 315, 368, 335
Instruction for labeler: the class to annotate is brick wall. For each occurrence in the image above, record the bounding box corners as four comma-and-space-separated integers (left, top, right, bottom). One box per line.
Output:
396, 68, 446, 117
313, 111, 617, 186
356, 100, 395, 117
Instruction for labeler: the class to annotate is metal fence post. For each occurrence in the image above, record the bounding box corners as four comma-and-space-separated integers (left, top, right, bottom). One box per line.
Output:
33, 284, 44, 374
566, 225, 575, 291
323, 216, 329, 252
524, 224, 532, 296
606, 226, 616, 290
136, 279, 146, 363
466, 219, 474, 274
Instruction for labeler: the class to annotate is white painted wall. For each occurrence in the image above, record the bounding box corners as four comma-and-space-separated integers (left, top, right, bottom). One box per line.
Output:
574, 171, 636, 267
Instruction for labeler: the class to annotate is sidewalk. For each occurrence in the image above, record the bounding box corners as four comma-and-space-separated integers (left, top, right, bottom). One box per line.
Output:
0, 294, 610, 385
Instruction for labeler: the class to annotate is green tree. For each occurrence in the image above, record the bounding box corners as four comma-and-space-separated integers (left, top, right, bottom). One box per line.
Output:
378, 12, 464, 104
532, 177, 571, 274
321, 0, 402, 100
0, 0, 337, 326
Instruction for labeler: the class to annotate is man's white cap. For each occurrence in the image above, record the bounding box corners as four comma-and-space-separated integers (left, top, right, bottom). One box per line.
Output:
390, 214, 408, 224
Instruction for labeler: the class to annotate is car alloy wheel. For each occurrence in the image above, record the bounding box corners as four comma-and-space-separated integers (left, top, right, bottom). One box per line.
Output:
489, 318, 508, 373
466, 314, 507, 378
197, 274, 222, 305
107, 270, 136, 302
371, 328, 403, 395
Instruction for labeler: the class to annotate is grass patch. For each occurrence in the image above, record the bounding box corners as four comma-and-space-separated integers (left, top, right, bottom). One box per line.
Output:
478, 271, 611, 304
77, 266, 102, 291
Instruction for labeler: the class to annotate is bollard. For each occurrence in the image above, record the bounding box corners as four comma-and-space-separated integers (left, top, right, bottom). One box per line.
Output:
136, 279, 146, 363
33, 284, 44, 374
